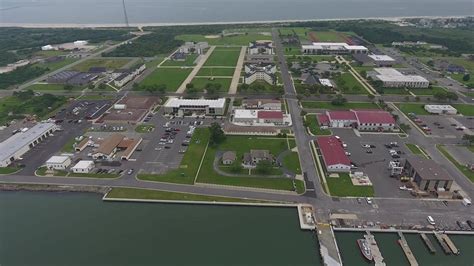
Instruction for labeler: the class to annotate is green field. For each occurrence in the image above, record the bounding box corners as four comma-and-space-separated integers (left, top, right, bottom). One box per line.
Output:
176, 34, 271, 46
161, 54, 198, 67
305, 114, 331, 136
282, 152, 302, 175
189, 77, 232, 92
105, 188, 273, 203
197, 67, 235, 77
39, 58, 77, 72
405, 143, 429, 158
140, 68, 192, 91
326, 173, 374, 197
437, 145, 474, 182
411, 86, 447, 96
396, 103, 430, 115
452, 104, 474, 116
138, 128, 210, 184
307, 31, 347, 42
382, 88, 410, 95
334, 72, 366, 94
301, 101, 380, 110
196, 135, 304, 193
0, 167, 21, 175
204, 50, 240, 67
71, 58, 130, 72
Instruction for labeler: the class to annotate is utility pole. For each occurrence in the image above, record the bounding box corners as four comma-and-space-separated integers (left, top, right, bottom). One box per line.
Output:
122, 0, 129, 27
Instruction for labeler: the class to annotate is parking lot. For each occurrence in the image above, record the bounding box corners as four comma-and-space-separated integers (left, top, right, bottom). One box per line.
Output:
54, 99, 112, 122
415, 115, 474, 139
332, 128, 413, 198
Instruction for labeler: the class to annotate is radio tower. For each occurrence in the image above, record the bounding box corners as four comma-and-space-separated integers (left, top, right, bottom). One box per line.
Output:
122, 0, 130, 27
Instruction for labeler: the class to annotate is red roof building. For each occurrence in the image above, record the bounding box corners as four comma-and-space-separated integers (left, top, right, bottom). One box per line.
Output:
317, 114, 330, 126
323, 109, 396, 131
353, 110, 395, 125
316, 136, 351, 173
257, 111, 283, 119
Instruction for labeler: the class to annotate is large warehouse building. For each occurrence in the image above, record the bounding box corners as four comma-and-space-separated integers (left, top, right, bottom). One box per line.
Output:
316, 136, 351, 173
163, 98, 226, 116
373, 68, 429, 88
0, 123, 57, 167
404, 157, 453, 192
317, 109, 396, 131
302, 42, 368, 55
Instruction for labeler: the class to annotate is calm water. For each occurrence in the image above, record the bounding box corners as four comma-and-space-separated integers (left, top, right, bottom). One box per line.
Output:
0, 191, 320, 266
0, 0, 473, 25
335, 231, 474, 265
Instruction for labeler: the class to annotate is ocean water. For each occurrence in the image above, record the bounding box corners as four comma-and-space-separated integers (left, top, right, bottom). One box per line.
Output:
0, 0, 472, 25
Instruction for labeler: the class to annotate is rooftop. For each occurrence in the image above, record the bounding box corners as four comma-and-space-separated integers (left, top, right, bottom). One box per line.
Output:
302, 42, 368, 51
368, 54, 396, 62
234, 109, 257, 119
316, 136, 351, 166
72, 160, 94, 169
258, 111, 284, 119
353, 110, 395, 124
374, 68, 429, 83
46, 155, 70, 164
407, 157, 453, 181
327, 111, 357, 121
165, 98, 226, 109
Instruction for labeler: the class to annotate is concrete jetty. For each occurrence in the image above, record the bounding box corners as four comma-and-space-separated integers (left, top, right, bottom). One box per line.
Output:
434, 232, 451, 254
441, 234, 460, 255
420, 233, 436, 254
397, 232, 419, 266
365, 231, 386, 266
316, 223, 342, 266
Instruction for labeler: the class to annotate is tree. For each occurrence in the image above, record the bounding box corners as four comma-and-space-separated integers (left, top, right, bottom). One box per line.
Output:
433, 90, 448, 101
209, 122, 226, 146
186, 83, 194, 89
63, 84, 73, 91
446, 92, 458, 101
157, 84, 167, 94
331, 95, 347, 106
415, 96, 420, 102
230, 162, 243, 173
300, 110, 307, 116
255, 160, 272, 175
463, 73, 470, 82
462, 134, 474, 146
360, 70, 367, 78
145, 85, 158, 94
88, 84, 95, 90
98, 83, 107, 90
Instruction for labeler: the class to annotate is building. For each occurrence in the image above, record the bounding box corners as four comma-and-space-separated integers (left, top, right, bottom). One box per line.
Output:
302, 42, 368, 55
424, 105, 458, 115
163, 98, 226, 116
301, 73, 319, 85
71, 160, 95, 173
179, 42, 209, 54
99, 96, 158, 124
404, 157, 453, 192
316, 136, 351, 173
233, 109, 286, 125
318, 109, 395, 131
41, 45, 54, 51
74, 40, 88, 46
244, 63, 277, 85
319, 79, 334, 88
248, 41, 274, 55
92, 134, 142, 160
222, 151, 236, 165
233, 109, 258, 124
242, 99, 281, 110
243, 150, 274, 166
113, 64, 146, 87
257, 111, 284, 124
171, 52, 187, 61
367, 54, 396, 67
45, 155, 71, 170
46, 70, 98, 86
373, 68, 429, 88
0, 123, 57, 167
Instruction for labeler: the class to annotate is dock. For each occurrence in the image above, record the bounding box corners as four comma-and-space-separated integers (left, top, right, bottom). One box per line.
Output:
441, 234, 460, 255
316, 223, 343, 266
434, 232, 451, 254
397, 232, 419, 266
420, 233, 436, 254
297, 204, 316, 230
364, 231, 386, 266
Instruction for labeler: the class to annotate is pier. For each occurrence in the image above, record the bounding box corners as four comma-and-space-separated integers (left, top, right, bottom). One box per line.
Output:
434, 232, 451, 254
316, 223, 343, 266
441, 234, 460, 255
397, 232, 419, 266
420, 233, 436, 254
364, 231, 386, 266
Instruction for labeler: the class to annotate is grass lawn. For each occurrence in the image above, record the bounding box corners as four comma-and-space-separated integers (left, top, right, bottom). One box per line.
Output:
197, 135, 305, 193
138, 128, 210, 184
334, 72, 366, 94
326, 173, 375, 197
135, 124, 155, 133
139, 68, 192, 91
396, 103, 430, 115
284, 45, 302, 56
305, 115, 331, 135
382, 88, 410, 95
0, 167, 21, 174
467, 146, 474, 153
105, 188, 274, 203
308, 31, 347, 42
68, 172, 120, 178
204, 50, 240, 67
36, 166, 68, 177
411, 86, 447, 96
197, 67, 235, 77
437, 145, 474, 182
282, 152, 302, 175
27, 83, 81, 91
452, 104, 474, 116
71, 58, 130, 72
405, 143, 429, 158
161, 54, 198, 67
38, 58, 77, 72
176, 33, 270, 46
189, 77, 232, 92
60, 137, 78, 153
301, 101, 380, 110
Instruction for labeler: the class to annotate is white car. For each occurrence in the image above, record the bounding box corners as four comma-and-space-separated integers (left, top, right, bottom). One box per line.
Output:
345, 152, 351, 156
362, 144, 371, 148
342, 143, 348, 149
334, 135, 341, 140
366, 197, 373, 204
427, 216, 435, 225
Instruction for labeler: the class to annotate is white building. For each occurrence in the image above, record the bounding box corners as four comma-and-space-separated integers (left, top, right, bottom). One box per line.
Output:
74, 40, 88, 46
0, 123, 57, 168
424, 105, 458, 115
244, 63, 276, 85
242, 99, 281, 110
233, 109, 286, 125
233, 109, 258, 123
163, 98, 226, 116
319, 79, 334, 88
248, 41, 274, 55
41, 45, 54, 51
374, 68, 429, 88
367, 54, 396, 67
46, 155, 71, 170
302, 42, 368, 55
179, 42, 209, 54
71, 160, 95, 173
113, 64, 146, 87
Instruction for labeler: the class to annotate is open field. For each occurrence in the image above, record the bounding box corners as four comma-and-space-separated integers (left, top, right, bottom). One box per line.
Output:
307, 31, 348, 42
139, 68, 192, 91
26, 83, 79, 91
452, 104, 474, 116
437, 145, 474, 182
39, 58, 78, 72
411, 86, 447, 96
382, 88, 410, 95
161, 54, 198, 67
0, 167, 21, 175
176, 34, 271, 46
105, 188, 274, 203
138, 128, 210, 185
326, 173, 374, 197
305, 114, 331, 136
190, 77, 232, 92
204, 50, 240, 67
301, 101, 380, 110
396, 103, 430, 116
334, 72, 366, 94
71, 58, 130, 72
282, 152, 302, 175
197, 67, 235, 77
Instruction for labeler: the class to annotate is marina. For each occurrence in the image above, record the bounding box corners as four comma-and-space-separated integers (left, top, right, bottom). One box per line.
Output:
434, 232, 452, 254
420, 233, 436, 254
440, 234, 460, 255
397, 232, 418, 266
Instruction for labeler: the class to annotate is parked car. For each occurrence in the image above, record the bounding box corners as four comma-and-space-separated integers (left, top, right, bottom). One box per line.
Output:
127, 169, 134, 175
366, 197, 373, 204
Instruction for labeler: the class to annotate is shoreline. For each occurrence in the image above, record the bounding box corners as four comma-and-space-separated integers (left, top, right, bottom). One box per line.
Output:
0, 15, 470, 28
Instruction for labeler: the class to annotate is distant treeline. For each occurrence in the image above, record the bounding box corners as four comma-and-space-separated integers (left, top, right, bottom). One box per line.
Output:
102, 32, 183, 57
0, 28, 131, 66
0, 65, 48, 90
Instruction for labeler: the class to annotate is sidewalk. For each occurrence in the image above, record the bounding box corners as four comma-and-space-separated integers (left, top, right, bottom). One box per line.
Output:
175, 46, 216, 94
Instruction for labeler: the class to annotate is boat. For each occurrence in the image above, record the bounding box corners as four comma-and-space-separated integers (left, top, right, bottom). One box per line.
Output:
357, 239, 373, 261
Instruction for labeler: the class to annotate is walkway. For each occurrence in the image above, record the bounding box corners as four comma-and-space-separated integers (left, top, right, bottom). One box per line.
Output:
228, 46, 247, 94
175, 46, 216, 94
